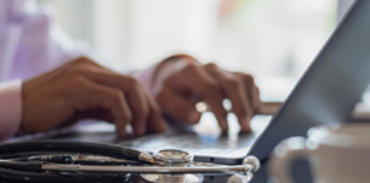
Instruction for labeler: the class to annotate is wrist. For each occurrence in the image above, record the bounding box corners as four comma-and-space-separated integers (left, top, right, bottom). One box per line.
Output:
154, 54, 200, 76
0, 80, 23, 141
132, 54, 200, 95
150, 54, 200, 94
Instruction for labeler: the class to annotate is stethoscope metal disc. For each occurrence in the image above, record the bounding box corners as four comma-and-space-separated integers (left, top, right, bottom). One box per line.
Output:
141, 173, 204, 183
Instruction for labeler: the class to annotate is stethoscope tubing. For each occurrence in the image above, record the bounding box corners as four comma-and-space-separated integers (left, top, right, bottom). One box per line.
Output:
0, 166, 131, 183
0, 140, 144, 182
0, 140, 145, 162
41, 163, 252, 175
0, 140, 258, 182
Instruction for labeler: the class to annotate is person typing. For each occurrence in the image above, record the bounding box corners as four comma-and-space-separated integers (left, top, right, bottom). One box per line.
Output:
0, 0, 262, 141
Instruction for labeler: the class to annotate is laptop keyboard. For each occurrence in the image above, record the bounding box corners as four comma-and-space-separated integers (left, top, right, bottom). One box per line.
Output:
119, 113, 271, 156
119, 131, 257, 155
9, 113, 271, 158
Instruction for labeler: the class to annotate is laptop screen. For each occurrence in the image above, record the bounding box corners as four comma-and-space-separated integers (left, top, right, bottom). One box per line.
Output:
249, 0, 370, 161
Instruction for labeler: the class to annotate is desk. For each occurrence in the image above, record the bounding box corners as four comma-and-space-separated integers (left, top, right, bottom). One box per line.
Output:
6, 118, 269, 183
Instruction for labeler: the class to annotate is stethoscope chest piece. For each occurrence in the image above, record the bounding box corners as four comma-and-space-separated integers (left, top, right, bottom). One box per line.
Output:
141, 149, 204, 183
141, 173, 203, 183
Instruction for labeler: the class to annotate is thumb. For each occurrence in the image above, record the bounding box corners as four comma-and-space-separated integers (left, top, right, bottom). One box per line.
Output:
156, 87, 201, 124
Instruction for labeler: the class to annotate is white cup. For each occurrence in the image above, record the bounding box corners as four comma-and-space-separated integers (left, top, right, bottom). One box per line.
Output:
268, 124, 370, 183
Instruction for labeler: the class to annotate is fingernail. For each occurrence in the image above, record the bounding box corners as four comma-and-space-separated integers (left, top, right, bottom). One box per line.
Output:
241, 117, 252, 132
116, 127, 127, 138
188, 111, 201, 124
221, 119, 229, 132
136, 124, 145, 137
158, 119, 167, 132
135, 130, 144, 137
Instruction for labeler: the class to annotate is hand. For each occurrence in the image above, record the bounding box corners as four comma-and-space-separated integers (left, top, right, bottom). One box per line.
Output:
151, 54, 262, 132
21, 57, 165, 136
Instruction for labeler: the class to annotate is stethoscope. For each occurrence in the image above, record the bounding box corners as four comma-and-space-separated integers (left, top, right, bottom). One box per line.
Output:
0, 140, 260, 183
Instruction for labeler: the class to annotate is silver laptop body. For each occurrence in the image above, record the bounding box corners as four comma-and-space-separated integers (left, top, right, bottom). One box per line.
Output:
120, 0, 370, 165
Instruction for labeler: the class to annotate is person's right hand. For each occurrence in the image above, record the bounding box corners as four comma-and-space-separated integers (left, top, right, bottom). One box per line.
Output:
21, 56, 166, 136
150, 55, 263, 132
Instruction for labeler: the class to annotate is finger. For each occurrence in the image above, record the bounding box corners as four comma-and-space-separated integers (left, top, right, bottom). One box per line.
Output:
73, 76, 132, 136
252, 85, 262, 113
156, 86, 201, 124
145, 93, 167, 134
240, 73, 262, 114
204, 64, 253, 132
60, 107, 114, 129
125, 84, 149, 136
178, 65, 228, 131
73, 65, 150, 136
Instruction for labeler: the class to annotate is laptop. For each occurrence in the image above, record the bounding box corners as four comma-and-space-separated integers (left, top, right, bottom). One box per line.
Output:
116, 0, 370, 165
10, 0, 370, 176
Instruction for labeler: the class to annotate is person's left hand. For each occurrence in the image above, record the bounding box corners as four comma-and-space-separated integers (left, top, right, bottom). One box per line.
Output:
149, 54, 262, 132
21, 57, 166, 137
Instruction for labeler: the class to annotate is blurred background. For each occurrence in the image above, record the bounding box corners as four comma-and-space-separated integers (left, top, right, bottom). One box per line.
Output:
36, 0, 355, 101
